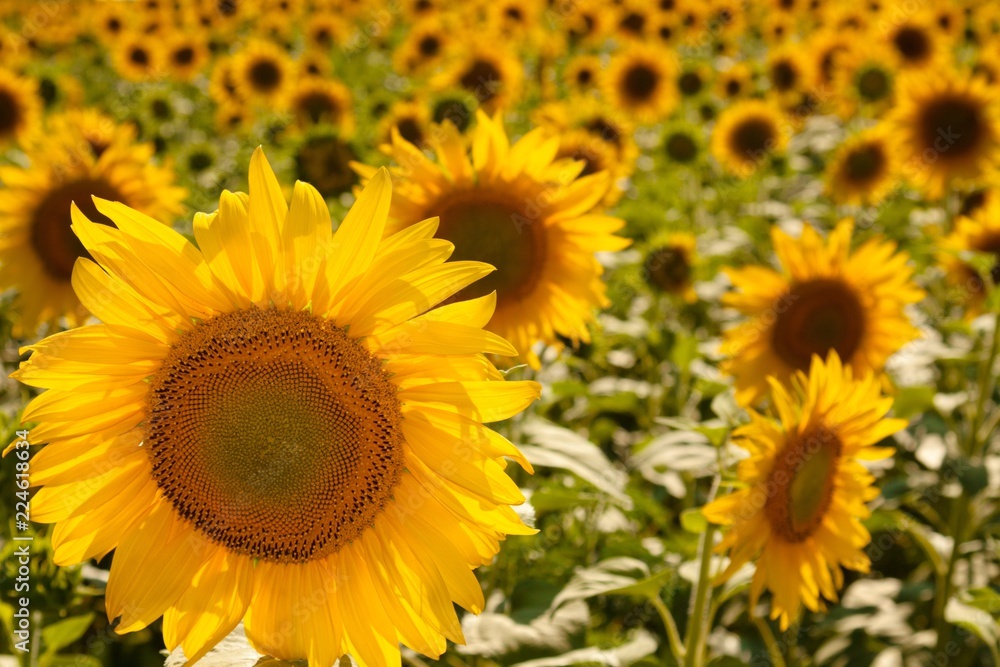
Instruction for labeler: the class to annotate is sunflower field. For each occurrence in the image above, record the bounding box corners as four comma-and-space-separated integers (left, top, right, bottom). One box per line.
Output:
1, 0, 1000, 665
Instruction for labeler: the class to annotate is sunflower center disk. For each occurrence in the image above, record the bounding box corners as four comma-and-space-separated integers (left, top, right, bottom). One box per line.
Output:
623, 64, 658, 102
31, 178, 124, 282
921, 97, 983, 159
772, 278, 865, 370
845, 146, 885, 182
436, 197, 546, 303
765, 427, 842, 543
145, 308, 404, 564
730, 119, 774, 160
0, 89, 19, 135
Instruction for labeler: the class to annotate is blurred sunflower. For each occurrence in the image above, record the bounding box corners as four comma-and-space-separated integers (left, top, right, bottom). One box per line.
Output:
564, 54, 602, 96
233, 40, 294, 106
716, 62, 752, 100
676, 63, 710, 100
613, 2, 654, 41
304, 12, 348, 51
603, 44, 677, 124
890, 72, 1000, 199
435, 44, 523, 113
355, 112, 629, 367
163, 33, 209, 82
13, 150, 540, 667
704, 353, 904, 630
0, 112, 185, 336
554, 128, 627, 207
663, 125, 701, 165
711, 99, 786, 177
940, 195, 1000, 317
885, 15, 946, 72
295, 130, 359, 198
825, 127, 898, 206
289, 77, 355, 135
644, 231, 698, 302
377, 99, 431, 148
91, 1, 130, 42
766, 47, 813, 102
112, 33, 162, 81
394, 18, 450, 76
833, 42, 896, 119
0, 69, 40, 147
721, 220, 923, 404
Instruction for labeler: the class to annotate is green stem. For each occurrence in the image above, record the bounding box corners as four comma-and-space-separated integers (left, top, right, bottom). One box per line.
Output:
752, 616, 787, 667
683, 521, 718, 667
934, 310, 1000, 652
651, 594, 685, 663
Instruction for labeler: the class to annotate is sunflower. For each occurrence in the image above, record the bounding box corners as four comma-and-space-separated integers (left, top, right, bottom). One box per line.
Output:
305, 12, 349, 51
434, 44, 523, 113
163, 32, 209, 82
564, 54, 602, 96
645, 232, 698, 302
0, 112, 185, 336
208, 57, 242, 105
710, 99, 787, 177
716, 63, 752, 100
394, 18, 450, 76
354, 111, 629, 367
603, 44, 677, 124
937, 199, 1000, 319
766, 47, 813, 102
885, 15, 947, 72
554, 128, 628, 207
289, 77, 355, 135
377, 100, 431, 149
112, 33, 163, 81
564, 0, 613, 45
721, 220, 923, 405
825, 127, 898, 206
430, 94, 474, 132
214, 100, 255, 135
613, 2, 654, 41
11, 148, 540, 667
890, 71, 1000, 199
0, 69, 40, 147
703, 352, 904, 630
663, 125, 701, 164
296, 130, 359, 198
676, 63, 710, 100
232, 40, 294, 106
832, 42, 896, 119
91, 1, 131, 42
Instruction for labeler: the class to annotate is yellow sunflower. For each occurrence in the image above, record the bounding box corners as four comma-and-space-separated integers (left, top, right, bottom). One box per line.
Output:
393, 18, 450, 76
0, 112, 185, 336
710, 99, 787, 177
0, 69, 40, 147
645, 231, 698, 302
603, 44, 677, 124
354, 111, 629, 367
377, 100, 432, 149
766, 46, 814, 102
554, 128, 628, 207
112, 32, 163, 81
832, 42, 896, 120
716, 63, 753, 101
890, 71, 1000, 199
940, 195, 1000, 315
703, 352, 905, 630
304, 12, 349, 51
288, 77, 355, 135
434, 44, 523, 113
232, 39, 295, 106
885, 15, 948, 72
564, 54, 602, 96
825, 127, 899, 206
163, 32, 210, 82
11, 148, 539, 667
721, 220, 924, 405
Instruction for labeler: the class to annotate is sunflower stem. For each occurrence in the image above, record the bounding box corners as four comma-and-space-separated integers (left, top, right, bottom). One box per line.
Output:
650, 594, 685, 663
683, 521, 717, 667
752, 616, 787, 667
933, 309, 1000, 652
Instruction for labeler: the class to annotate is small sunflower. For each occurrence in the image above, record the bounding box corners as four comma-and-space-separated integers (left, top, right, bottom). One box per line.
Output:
663, 125, 701, 165
721, 220, 923, 404
890, 71, 1000, 199
564, 54, 602, 96
937, 199, 1000, 319
289, 77, 355, 135
393, 19, 450, 76
112, 33, 163, 81
11, 149, 540, 667
710, 99, 787, 177
0, 112, 185, 336
644, 232, 698, 302
434, 44, 523, 113
214, 100, 255, 135
377, 100, 431, 149
354, 112, 630, 367
613, 2, 654, 41
885, 15, 946, 72
833, 42, 896, 119
163, 33, 209, 82
676, 63, 710, 100
716, 63, 753, 100
233, 40, 294, 106
704, 352, 905, 630
208, 57, 242, 105
603, 45, 677, 124
305, 12, 349, 51
0, 69, 40, 147
295, 130, 359, 198
766, 47, 813, 101
825, 127, 898, 206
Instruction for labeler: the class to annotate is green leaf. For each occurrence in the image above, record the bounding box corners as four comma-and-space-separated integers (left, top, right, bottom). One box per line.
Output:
669, 333, 699, 373
605, 568, 676, 600
41, 613, 94, 656
681, 508, 708, 534
892, 385, 937, 419
962, 588, 1000, 618
946, 596, 1000, 655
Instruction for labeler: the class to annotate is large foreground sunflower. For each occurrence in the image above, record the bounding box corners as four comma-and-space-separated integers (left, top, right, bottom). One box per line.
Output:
890, 71, 1000, 199
721, 221, 923, 404
354, 112, 629, 367
0, 111, 185, 336
13, 149, 540, 666
703, 352, 905, 630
